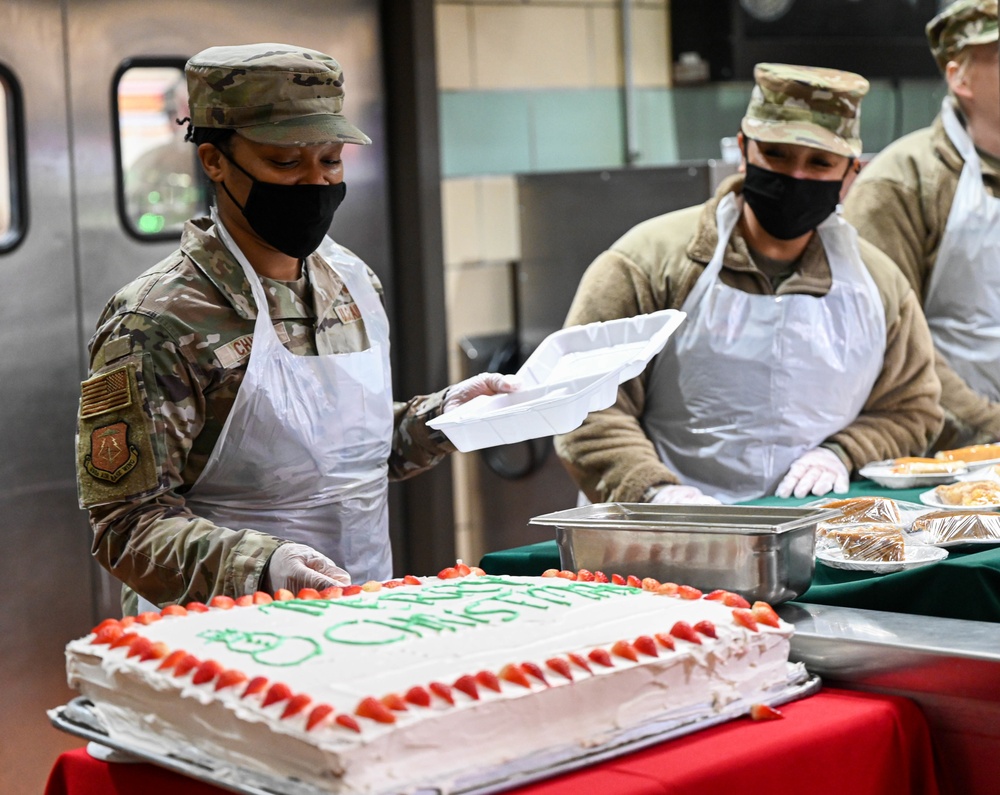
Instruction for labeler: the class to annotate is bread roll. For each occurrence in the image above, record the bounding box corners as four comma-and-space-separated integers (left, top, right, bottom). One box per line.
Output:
934, 444, 1000, 463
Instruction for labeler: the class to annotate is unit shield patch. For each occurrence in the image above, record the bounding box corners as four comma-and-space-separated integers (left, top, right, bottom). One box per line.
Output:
85, 421, 139, 483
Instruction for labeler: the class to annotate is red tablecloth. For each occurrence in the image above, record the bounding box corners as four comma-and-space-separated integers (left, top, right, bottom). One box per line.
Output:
45, 688, 939, 795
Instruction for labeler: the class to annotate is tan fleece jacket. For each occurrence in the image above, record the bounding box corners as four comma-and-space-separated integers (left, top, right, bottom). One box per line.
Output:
554, 175, 943, 504
843, 108, 1000, 447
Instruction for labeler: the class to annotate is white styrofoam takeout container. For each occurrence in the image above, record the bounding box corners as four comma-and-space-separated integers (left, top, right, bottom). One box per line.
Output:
428, 309, 686, 452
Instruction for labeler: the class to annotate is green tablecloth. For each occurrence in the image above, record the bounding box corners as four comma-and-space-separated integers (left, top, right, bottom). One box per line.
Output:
479, 481, 1000, 623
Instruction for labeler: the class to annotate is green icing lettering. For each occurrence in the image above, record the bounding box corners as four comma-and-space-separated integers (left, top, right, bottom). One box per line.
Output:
544, 582, 632, 600
325, 618, 420, 646
242, 577, 642, 651
440, 609, 489, 626
197, 629, 320, 667
461, 598, 521, 622
521, 587, 572, 607
324, 611, 496, 646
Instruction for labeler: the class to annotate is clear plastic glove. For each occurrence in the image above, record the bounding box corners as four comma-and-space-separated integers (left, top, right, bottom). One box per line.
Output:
443, 372, 521, 413
649, 484, 721, 505
263, 543, 351, 594
775, 447, 850, 499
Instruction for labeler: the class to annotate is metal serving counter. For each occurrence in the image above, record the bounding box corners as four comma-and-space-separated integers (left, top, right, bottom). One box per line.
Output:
779, 602, 1000, 793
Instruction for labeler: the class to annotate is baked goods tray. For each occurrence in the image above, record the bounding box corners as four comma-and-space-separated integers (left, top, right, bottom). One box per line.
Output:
49, 666, 819, 795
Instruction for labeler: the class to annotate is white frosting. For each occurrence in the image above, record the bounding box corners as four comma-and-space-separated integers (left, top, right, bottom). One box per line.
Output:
66, 575, 793, 794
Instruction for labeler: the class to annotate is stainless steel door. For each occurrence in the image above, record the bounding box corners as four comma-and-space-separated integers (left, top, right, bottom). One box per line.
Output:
0, 2, 90, 791
0, 3, 388, 793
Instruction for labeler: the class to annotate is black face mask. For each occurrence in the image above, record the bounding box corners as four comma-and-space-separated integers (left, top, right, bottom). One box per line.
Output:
219, 153, 346, 259
741, 162, 843, 240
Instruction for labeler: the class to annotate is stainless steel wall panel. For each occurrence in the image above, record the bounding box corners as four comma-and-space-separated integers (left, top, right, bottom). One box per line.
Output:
0, 3, 91, 793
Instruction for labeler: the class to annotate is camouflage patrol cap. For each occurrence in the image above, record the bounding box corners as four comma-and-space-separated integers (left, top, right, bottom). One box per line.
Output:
185, 43, 371, 146
741, 63, 869, 158
926, 0, 998, 72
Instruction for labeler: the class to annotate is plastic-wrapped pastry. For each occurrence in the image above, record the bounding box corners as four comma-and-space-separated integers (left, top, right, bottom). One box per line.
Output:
889, 458, 965, 475
933, 480, 1000, 507
934, 443, 1000, 463
911, 510, 1000, 543
820, 523, 905, 562
818, 497, 902, 525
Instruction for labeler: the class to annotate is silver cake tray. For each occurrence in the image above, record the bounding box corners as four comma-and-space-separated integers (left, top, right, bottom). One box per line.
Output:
49, 666, 820, 795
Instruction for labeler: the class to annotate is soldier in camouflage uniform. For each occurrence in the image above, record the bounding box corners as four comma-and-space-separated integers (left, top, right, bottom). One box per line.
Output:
554, 63, 942, 506
76, 43, 516, 614
844, 0, 1000, 450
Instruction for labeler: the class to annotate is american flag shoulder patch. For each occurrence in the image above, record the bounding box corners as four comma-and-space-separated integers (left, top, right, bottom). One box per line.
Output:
80, 365, 132, 418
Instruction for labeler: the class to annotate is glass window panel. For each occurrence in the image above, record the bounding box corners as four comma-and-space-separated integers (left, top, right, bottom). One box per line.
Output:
116, 63, 204, 239
0, 77, 9, 244
0, 66, 25, 252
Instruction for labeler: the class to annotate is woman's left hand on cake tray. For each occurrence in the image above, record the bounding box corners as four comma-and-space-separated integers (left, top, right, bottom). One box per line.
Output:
264, 543, 351, 593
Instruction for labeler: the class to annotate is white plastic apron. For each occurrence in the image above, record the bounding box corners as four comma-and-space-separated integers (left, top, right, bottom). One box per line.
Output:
177, 215, 394, 586
641, 193, 885, 503
923, 98, 1000, 401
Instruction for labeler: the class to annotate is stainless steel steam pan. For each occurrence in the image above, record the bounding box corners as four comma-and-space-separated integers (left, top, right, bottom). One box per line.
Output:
530, 503, 841, 604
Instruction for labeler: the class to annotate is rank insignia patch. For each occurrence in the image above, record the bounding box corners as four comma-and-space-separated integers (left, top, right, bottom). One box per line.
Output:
85, 421, 139, 483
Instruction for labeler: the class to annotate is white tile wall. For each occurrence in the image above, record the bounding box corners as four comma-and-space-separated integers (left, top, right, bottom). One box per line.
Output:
589, 5, 623, 88
472, 5, 594, 89
444, 262, 515, 351
437, 1, 670, 91
441, 175, 519, 383
631, 5, 670, 87
435, 4, 474, 90
441, 178, 481, 266
477, 176, 519, 263
438, 1, 666, 7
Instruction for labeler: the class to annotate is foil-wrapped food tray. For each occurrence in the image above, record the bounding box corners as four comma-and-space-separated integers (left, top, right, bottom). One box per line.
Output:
49, 667, 819, 795
530, 503, 842, 604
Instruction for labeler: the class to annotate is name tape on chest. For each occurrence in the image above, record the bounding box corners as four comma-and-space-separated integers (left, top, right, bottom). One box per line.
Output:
335, 302, 361, 325
214, 324, 292, 369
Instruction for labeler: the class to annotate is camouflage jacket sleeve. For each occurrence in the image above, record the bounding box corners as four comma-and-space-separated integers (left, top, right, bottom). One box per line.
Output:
77, 267, 285, 611
389, 390, 455, 481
